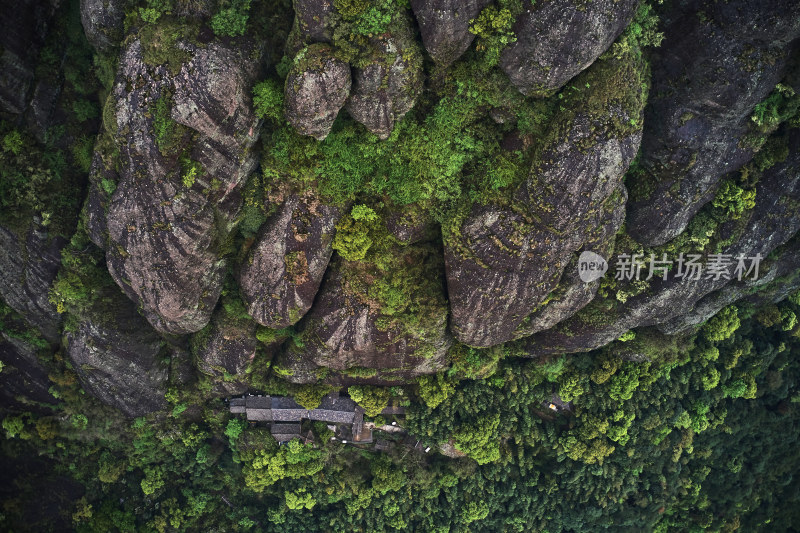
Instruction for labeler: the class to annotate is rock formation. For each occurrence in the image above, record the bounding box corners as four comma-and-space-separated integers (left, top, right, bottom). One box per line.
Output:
65, 298, 169, 417
284, 43, 351, 140
626, 0, 800, 246
345, 15, 424, 139
239, 192, 342, 329
500, 0, 640, 96
411, 0, 492, 66
100, 32, 264, 335
445, 50, 647, 347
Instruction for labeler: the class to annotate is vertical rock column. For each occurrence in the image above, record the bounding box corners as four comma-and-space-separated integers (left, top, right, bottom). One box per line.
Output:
102, 33, 264, 335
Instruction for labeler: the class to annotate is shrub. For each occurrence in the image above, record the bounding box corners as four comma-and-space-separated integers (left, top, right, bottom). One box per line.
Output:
211, 0, 251, 37
151, 94, 184, 155
138, 0, 174, 24
2, 130, 23, 155
252, 79, 284, 122
417, 373, 456, 409
348, 385, 390, 417
293, 384, 333, 409
712, 180, 756, 219
469, 5, 517, 67
332, 205, 379, 261
702, 306, 740, 342
72, 99, 98, 122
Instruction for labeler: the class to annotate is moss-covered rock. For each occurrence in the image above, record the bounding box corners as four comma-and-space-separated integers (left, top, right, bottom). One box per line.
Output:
445, 47, 647, 347
410, 0, 492, 67
345, 12, 423, 139
101, 26, 265, 335
239, 192, 343, 329
284, 43, 351, 140
626, 0, 800, 246
499, 0, 640, 96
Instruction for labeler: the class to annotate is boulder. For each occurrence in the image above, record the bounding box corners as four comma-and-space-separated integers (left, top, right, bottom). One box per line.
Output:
281, 243, 451, 384
499, 0, 639, 96
286, 0, 335, 56
346, 16, 424, 139
523, 128, 800, 355
79, 0, 124, 51
410, 0, 492, 66
0, 0, 60, 118
0, 334, 58, 410
193, 309, 259, 396
285, 43, 351, 140
0, 220, 66, 344
65, 299, 169, 417
239, 192, 342, 329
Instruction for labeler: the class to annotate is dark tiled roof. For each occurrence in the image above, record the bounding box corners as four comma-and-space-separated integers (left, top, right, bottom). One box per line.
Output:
316, 396, 357, 412
271, 397, 304, 410
272, 409, 308, 422
272, 434, 302, 443
246, 396, 271, 410
271, 423, 302, 434
308, 409, 355, 424
247, 409, 272, 422
230, 397, 246, 414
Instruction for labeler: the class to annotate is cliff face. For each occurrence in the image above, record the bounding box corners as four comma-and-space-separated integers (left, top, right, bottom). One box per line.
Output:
1, 0, 799, 416
99, 33, 264, 335
626, 0, 800, 245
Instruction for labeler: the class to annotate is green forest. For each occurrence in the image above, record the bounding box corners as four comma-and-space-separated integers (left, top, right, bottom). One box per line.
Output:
1, 0, 800, 531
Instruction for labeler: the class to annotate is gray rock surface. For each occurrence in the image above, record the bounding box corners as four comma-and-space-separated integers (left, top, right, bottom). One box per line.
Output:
410, 0, 491, 66
626, 0, 800, 246
445, 52, 646, 347
523, 128, 800, 356
499, 0, 639, 96
193, 309, 259, 396
66, 299, 169, 417
346, 17, 424, 139
0, 220, 65, 344
0, 333, 59, 410
286, 0, 335, 56
79, 0, 124, 51
281, 245, 450, 385
239, 192, 342, 329
101, 34, 263, 335
0, 0, 60, 118
285, 44, 351, 140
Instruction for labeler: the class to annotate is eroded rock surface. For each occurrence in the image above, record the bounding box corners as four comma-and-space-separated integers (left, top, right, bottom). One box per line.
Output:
66, 299, 169, 417
285, 44, 351, 140
280, 243, 450, 385
446, 52, 646, 347
626, 0, 800, 246
523, 128, 800, 356
0, 334, 58, 410
102, 34, 263, 335
239, 193, 341, 329
346, 17, 424, 139
500, 0, 639, 96
79, 0, 124, 51
0, 220, 65, 344
286, 0, 335, 56
193, 309, 259, 396
0, 0, 60, 118
410, 0, 491, 66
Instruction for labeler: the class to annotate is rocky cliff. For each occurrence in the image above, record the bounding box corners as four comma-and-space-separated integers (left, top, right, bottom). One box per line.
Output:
0, 0, 798, 418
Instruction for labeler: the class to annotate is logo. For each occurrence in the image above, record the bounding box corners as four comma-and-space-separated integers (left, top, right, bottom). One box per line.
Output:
578, 251, 608, 283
